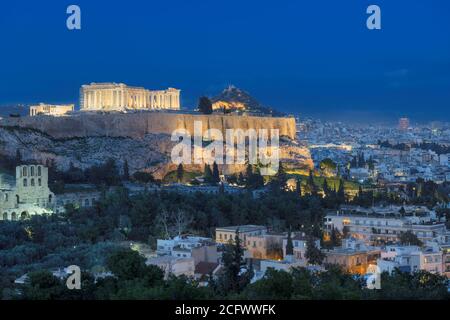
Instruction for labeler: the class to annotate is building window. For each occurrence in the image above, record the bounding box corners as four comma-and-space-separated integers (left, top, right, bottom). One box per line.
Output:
23, 179, 27, 187
4, 194, 8, 202
38, 166, 42, 176
30, 166, 35, 176
31, 179, 35, 186
38, 178, 41, 186
23, 167, 27, 176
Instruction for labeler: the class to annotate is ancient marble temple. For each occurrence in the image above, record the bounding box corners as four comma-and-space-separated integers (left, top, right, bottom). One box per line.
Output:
79, 82, 180, 111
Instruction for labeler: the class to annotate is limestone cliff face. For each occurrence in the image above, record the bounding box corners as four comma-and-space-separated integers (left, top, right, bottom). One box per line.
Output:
2, 112, 296, 140
0, 113, 312, 179
0, 126, 173, 175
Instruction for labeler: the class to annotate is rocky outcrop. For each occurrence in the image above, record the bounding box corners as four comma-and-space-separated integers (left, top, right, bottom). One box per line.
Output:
211, 85, 285, 116
0, 113, 312, 179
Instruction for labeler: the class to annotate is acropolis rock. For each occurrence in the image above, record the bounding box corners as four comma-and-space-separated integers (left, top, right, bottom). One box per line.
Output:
0, 113, 312, 179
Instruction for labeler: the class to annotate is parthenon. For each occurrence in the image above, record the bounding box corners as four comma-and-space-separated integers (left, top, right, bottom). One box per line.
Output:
79, 82, 180, 111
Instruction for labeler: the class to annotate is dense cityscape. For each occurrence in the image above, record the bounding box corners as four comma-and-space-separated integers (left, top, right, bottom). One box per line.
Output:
0, 83, 449, 301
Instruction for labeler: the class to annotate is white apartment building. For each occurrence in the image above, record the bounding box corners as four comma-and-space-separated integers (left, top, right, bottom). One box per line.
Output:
156, 235, 212, 258
377, 244, 443, 275
324, 205, 447, 245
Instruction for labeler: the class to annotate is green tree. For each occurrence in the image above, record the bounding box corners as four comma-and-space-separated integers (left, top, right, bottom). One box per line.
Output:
15, 149, 22, 164
212, 161, 220, 184
123, 160, 130, 181
86, 158, 121, 186
330, 228, 342, 247
198, 96, 213, 114
337, 179, 346, 203
106, 249, 148, 280
296, 177, 302, 196
238, 172, 245, 186
305, 236, 325, 265
245, 164, 264, 189
132, 171, 155, 184
177, 163, 184, 183
270, 162, 287, 192
204, 164, 213, 183
319, 158, 337, 176
217, 229, 252, 294
308, 170, 318, 196
22, 270, 63, 300
399, 230, 423, 246
242, 268, 293, 299
285, 229, 294, 256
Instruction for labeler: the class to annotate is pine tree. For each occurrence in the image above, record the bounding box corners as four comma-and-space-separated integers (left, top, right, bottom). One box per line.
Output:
305, 236, 325, 265
238, 172, 245, 186
177, 163, 184, 183
338, 179, 346, 203
123, 160, 130, 181
308, 170, 317, 196
285, 229, 294, 256
246, 163, 253, 180
253, 166, 264, 189
271, 162, 287, 192
198, 96, 213, 114
219, 229, 250, 293
204, 164, 213, 183
15, 149, 22, 165
296, 177, 302, 197
330, 228, 342, 247
212, 161, 220, 184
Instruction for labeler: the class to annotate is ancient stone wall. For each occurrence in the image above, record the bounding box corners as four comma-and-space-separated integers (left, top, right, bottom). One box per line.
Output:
1, 112, 296, 140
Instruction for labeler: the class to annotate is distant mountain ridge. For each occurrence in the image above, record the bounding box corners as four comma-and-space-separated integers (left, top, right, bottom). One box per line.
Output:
211, 85, 285, 116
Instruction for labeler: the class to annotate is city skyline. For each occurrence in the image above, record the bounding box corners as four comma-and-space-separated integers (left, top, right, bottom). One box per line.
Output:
0, 1, 449, 121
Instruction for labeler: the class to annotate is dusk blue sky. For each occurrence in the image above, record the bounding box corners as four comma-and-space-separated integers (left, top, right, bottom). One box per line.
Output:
0, 0, 449, 122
